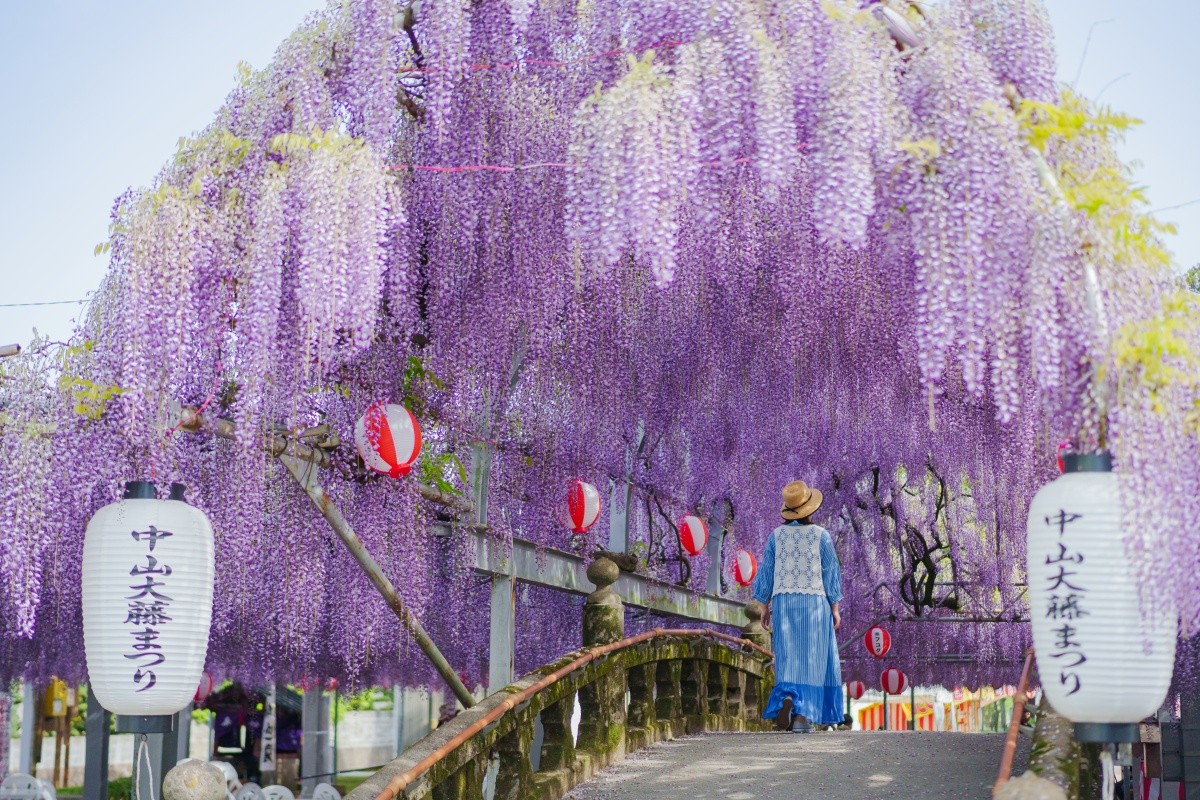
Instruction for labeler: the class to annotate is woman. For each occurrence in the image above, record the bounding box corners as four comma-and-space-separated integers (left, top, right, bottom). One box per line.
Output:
752, 479, 844, 732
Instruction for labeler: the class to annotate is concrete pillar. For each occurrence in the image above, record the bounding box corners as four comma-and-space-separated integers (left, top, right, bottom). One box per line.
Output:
488, 576, 516, 694
705, 515, 726, 595
607, 480, 631, 554
393, 686, 404, 756
300, 690, 333, 798
19, 682, 35, 775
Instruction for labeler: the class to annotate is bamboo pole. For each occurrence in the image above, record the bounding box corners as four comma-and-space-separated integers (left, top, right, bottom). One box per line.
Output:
281, 456, 477, 709
176, 406, 477, 709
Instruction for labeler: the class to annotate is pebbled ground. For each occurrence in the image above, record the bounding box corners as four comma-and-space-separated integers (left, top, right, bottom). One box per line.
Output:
563, 731, 1030, 800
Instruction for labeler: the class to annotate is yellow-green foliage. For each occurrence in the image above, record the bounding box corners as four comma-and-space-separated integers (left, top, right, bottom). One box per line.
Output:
1112, 290, 1200, 423
57, 340, 126, 421
1017, 90, 1175, 271
269, 127, 367, 160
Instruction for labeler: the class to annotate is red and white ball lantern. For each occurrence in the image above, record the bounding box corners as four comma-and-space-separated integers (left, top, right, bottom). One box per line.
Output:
677, 515, 708, 557
354, 402, 422, 479
194, 672, 215, 704
731, 549, 757, 587
847, 680, 866, 701
881, 668, 909, 695
561, 479, 601, 534
864, 626, 891, 659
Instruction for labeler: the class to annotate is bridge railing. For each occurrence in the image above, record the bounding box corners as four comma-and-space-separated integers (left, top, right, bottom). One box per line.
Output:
347, 557, 775, 800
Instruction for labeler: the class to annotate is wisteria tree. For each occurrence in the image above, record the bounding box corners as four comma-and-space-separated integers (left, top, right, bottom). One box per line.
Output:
1, 0, 1196, 693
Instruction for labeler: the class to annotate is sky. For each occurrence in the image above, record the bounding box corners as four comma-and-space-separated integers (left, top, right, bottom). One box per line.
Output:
1, 1, 1197, 347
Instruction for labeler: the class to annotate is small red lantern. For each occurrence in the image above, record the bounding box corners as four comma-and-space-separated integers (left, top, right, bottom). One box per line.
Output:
561, 479, 601, 534
193, 672, 214, 704
1055, 441, 1070, 473
678, 515, 708, 557
847, 680, 866, 701
864, 625, 891, 658
881, 667, 909, 695
731, 549, 757, 587
354, 402, 422, 478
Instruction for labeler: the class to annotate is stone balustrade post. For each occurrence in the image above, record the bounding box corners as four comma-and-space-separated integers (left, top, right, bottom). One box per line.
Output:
625, 663, 658, 750
741, 602, 771, 725
582, 558, 624, 646
494, 719, 535, 800
432, 757, 486, 800
578, 558, 627, 767
538, 698, 576, 773
654, 660, 683, 733
725, 667, 747, 724
681, 658, 708, 732
741, 601, 771, 652
707, 662, 728, 719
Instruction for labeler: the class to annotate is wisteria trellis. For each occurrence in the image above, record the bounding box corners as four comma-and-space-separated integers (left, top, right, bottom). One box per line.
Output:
1, 0, 1196, 692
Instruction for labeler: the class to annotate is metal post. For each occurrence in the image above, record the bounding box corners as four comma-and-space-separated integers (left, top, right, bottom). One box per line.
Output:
393, 686, 404, 756
280, 456, 475, 708
1181, 679, 1200, 799
19, 683, 35, 775
0, 690, 9, 779
117, 716, 174, 796
882, 692, 888, 731
82, 687, 110, 800
476, 441, 515, 696
300, 687, 332, 798
160, 704, 192, 773
910, 685, 916, 731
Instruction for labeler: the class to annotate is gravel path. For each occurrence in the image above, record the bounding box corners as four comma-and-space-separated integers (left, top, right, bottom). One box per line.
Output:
565, 731, 1030, 800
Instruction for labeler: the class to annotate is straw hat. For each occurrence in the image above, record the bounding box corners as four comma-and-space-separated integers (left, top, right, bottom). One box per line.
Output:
781, 480, 823, 520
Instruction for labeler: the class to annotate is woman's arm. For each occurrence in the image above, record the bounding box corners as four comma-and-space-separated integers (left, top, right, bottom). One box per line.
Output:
820, 529, 843, 631
751, 531, 776, 606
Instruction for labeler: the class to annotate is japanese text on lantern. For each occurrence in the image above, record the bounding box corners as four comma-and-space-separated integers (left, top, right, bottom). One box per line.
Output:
1044, 510, 1088, 696
124, 525, 174, 692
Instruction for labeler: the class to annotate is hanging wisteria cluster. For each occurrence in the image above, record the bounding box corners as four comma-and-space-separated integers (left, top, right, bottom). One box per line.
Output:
1, 0, 1194, 693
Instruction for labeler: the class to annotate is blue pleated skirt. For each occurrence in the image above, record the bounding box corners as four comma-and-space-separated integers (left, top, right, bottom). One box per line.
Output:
762, 592, 844, 725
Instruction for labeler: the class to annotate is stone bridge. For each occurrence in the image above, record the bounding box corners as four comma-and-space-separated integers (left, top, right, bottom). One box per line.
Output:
344, 557, 1023, 800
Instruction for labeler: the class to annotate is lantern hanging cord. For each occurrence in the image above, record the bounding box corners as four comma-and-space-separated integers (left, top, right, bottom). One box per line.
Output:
397, 37, 688, 76
135, 733, 155, 800
387, 145, 811, 175
1100, 748, 1115, 800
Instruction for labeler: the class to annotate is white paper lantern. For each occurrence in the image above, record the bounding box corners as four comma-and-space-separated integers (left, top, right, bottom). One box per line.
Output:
82, 482, 215, 717
1026, 454, 1177, 741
